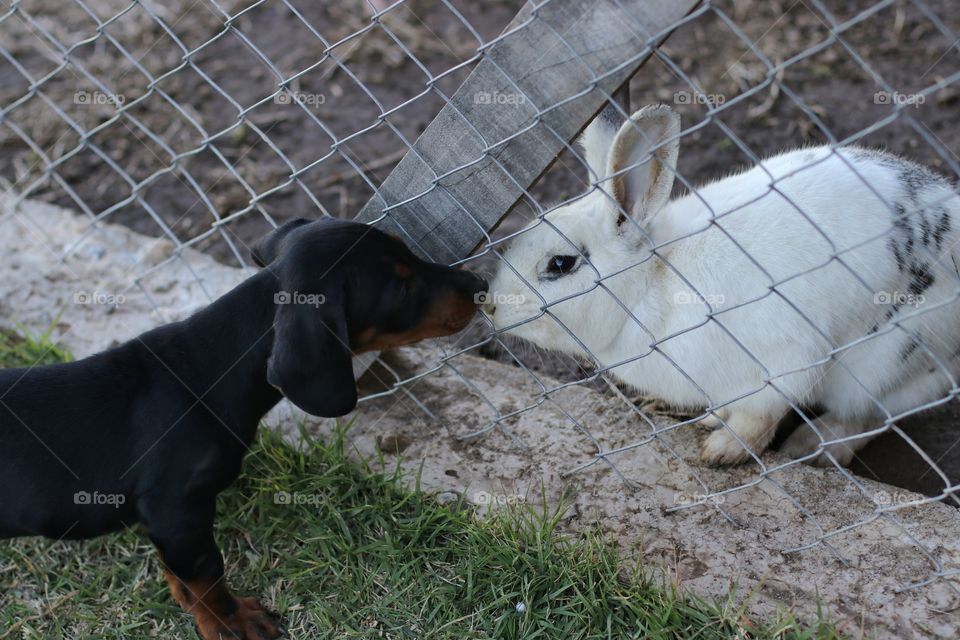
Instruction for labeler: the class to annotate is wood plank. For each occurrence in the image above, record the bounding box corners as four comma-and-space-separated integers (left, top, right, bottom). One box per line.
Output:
354, 0, 702, 264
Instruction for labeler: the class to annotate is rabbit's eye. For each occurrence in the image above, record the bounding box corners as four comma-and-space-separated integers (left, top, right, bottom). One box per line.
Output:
546, 255, 578, 275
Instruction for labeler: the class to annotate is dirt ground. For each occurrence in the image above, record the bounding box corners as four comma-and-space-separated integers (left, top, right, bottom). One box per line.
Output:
2, 0, 960, 496
3, 196, 959, 638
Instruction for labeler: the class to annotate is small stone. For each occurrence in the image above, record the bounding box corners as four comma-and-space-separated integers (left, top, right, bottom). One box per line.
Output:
377, 433, 413, 454
435, 491, 460, 506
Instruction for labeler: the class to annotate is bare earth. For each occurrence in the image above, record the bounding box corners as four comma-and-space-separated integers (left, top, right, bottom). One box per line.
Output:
2, 196, 959, 639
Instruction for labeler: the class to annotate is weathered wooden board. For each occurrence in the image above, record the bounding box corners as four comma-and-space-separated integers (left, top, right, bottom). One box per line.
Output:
354, 0, 702, 263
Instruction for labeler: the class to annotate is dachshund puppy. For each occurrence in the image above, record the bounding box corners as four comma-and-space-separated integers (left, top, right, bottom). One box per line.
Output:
0, 217, 486, 639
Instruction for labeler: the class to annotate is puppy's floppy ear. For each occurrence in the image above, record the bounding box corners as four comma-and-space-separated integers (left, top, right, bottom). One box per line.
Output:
251, 218, 313, 268
267, 286, 358, 417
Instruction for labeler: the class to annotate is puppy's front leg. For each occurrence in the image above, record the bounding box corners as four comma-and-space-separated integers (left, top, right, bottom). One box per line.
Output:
147, 501, 282, 640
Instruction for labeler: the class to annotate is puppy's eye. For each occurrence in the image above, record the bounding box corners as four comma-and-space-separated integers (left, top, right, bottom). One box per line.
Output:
399, 279, 416, 298
546, 255, 578, 275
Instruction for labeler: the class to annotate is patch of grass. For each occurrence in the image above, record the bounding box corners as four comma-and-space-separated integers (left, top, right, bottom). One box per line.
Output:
0, 329, 841, 639
0, 325, 72, 368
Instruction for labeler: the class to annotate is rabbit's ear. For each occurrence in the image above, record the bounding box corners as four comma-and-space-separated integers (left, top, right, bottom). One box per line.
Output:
607, 104, 680, 223
579, 86, 630, 183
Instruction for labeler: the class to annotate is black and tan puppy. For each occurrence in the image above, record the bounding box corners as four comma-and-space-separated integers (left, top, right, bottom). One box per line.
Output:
0, 217, 486, 639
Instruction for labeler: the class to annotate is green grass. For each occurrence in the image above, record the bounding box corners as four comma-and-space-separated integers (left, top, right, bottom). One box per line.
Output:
0, 327, 843, 639
0, 324, 73, 368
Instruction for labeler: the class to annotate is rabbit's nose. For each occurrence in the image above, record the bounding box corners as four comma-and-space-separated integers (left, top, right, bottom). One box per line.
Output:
482, 300, 496, 316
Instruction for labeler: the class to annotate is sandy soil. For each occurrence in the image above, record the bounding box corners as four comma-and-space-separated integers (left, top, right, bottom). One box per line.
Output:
3, 194, 960, 638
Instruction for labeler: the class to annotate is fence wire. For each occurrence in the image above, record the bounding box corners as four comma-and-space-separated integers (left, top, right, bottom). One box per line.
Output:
2, 0, 960, 604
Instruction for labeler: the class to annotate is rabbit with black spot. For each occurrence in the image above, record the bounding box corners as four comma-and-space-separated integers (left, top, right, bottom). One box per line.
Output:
484, 98, 960, 466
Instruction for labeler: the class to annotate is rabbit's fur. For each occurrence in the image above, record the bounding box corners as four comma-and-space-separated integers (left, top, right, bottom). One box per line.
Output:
485, 102, 960, 466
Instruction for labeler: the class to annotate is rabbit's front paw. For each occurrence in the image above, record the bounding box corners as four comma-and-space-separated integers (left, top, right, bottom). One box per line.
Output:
780, 415, 870, 467
782, 429, 856, 467
701, 429, 753, 465
696, 408, 729, 428
700, 413, 774, 466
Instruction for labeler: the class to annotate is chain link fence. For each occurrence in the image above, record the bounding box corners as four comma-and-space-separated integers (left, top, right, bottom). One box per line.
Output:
3, 0, 960, 621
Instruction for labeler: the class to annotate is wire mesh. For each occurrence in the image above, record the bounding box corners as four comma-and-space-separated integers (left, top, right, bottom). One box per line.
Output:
2, 0, 960, 610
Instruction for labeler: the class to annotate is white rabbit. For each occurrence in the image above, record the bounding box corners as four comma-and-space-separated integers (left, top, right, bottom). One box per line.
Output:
484, 101, 960, 466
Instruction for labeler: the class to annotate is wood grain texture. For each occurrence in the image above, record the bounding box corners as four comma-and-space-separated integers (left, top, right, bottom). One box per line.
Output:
354, 0, 702, 264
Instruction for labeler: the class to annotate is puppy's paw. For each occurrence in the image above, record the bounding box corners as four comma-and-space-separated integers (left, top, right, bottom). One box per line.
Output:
197, 596, 283, 640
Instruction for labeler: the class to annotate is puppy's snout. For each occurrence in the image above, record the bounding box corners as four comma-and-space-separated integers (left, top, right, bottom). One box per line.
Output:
453, 270, 487, 304
468, 273, 488, 299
